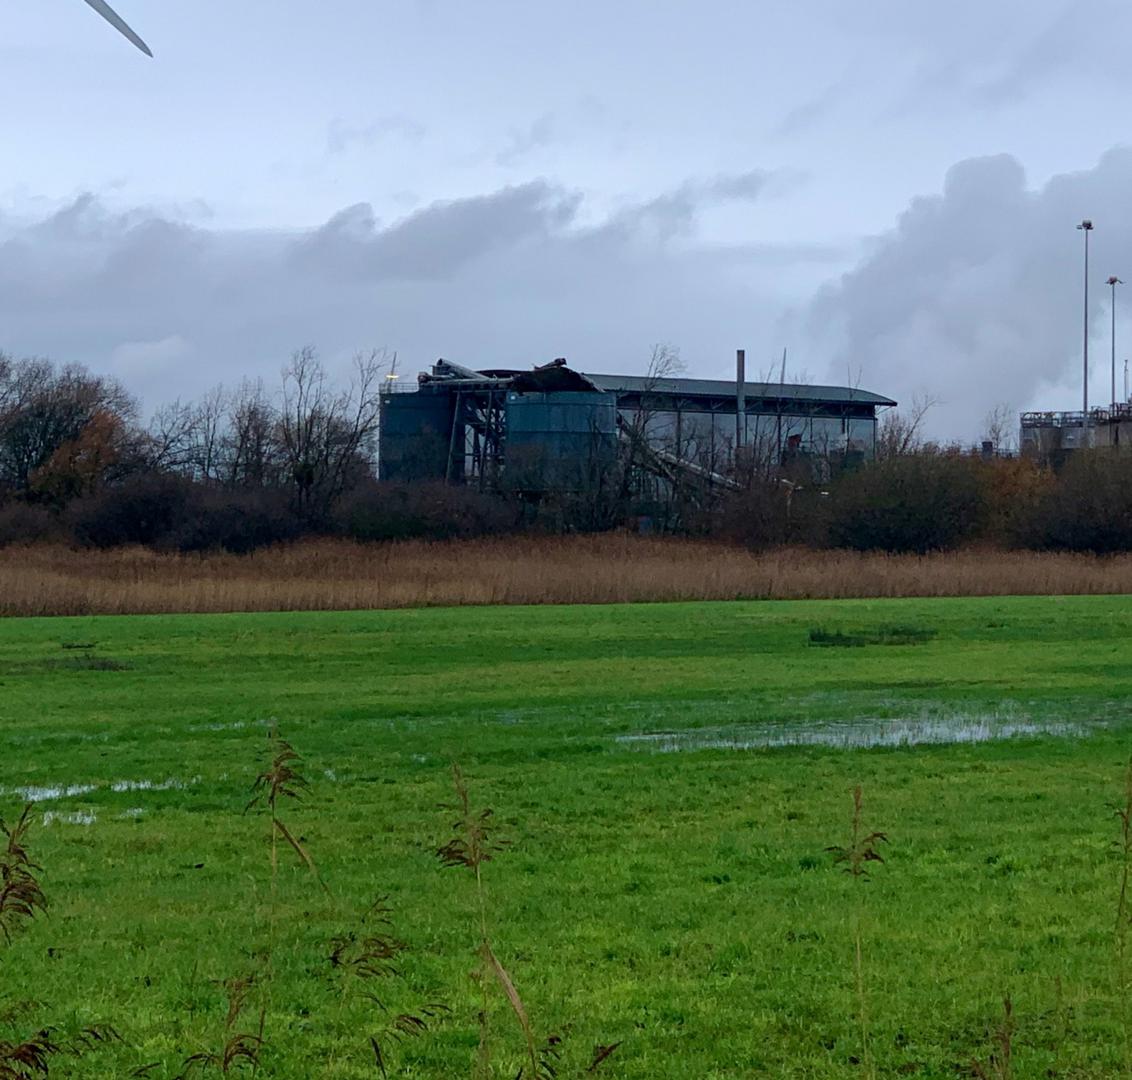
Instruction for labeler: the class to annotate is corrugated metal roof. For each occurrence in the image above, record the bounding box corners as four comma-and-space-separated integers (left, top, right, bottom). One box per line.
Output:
583, 373, 896, 408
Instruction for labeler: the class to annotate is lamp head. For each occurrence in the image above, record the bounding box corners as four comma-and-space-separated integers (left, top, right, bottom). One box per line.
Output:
1079, 220, 1094, 230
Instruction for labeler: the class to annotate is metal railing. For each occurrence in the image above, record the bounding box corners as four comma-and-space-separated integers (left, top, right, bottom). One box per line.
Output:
1020, 405, 1132, 428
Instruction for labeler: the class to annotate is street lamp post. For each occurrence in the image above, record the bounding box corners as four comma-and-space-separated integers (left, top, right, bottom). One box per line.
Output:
1109, 276, 1123, 410
1078, 220, 1094, 444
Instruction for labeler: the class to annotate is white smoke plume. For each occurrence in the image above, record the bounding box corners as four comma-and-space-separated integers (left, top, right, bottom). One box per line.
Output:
807, 148, 1132, 438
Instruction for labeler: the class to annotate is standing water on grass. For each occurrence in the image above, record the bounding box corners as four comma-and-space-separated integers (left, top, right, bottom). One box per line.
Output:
616, 713, 1094, 752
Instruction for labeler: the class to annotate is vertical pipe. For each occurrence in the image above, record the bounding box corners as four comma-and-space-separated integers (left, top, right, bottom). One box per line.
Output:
735, 349, 746, 454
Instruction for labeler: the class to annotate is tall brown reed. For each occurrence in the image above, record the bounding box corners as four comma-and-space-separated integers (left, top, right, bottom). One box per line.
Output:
175, 731, 325, 1078
437, 764, 537, 1079
0, 804, 51, 1080
6, 537, 1132, 617
435, 768, 621, 1080
827, 785, 887, 1080
0, 807, 45, 946
176, 976, 263, 1077
326, 896, 448, 1077
0, 804, 121, 1077
239, 729, 323, 1076
246, 731, 323, 890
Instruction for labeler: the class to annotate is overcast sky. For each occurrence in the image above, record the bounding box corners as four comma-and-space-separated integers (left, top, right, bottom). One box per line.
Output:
3, 0, 1132, 438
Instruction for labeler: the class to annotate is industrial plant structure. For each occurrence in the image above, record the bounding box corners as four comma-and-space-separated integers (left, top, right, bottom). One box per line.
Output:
1021, 405, 1132, 462
379, 358, 896, 494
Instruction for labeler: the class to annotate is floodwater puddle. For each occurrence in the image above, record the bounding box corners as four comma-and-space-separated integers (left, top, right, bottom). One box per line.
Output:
616, 714, 1092, 753
110, 777, 198, 793
7, 783, 97, 802
2, 776, 201, 803
42, 810, 97, 826
188, 719, 275, 733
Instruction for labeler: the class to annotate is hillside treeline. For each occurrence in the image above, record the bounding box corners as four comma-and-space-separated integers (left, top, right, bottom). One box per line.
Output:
1, 350, 1130, 555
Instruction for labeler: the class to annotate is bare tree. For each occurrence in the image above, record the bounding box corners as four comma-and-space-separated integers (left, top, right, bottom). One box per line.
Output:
223, 379, 280, 488
981, 402, 1017, 453
616, 344, 687, 518
875, 392, 939, 459
0, 353, 13, 414
146, 399, 197, 473
620, 346, 683, 460
729, 363, 814, 486
189, 385, 227, 483
277, 347, 386, 518
142, 348, 386, 512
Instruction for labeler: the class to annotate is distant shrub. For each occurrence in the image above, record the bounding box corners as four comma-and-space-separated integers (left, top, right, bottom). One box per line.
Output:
979, 455, 1054, 547
1016, 450, 1132, 553
809, 624, 937, 647
70, 472, 191, 549
72, 476, 306, 554
0, 500, 60, 547
827, 453, 987, 554
166, 488, 302, 554
705, 479, 832, 550
336, 481, 518, 542
46, 655, 131, 672
708, 482, 790, 550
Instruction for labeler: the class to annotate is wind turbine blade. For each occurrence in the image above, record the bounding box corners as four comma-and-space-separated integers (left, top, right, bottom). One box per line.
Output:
81, 0, 153, 56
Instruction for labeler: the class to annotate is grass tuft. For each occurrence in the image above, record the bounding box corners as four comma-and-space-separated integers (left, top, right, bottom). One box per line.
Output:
809, 624, 937, 648
971, 996, 1015, 1080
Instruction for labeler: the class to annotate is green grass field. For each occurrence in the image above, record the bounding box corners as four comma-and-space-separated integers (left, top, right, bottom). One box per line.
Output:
1, 595, 1131, 1078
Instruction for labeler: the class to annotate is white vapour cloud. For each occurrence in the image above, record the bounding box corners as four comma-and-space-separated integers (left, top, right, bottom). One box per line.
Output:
804, 147, 1132, 438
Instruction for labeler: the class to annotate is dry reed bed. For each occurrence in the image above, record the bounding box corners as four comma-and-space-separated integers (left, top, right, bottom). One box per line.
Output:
2, 537, 1132, 617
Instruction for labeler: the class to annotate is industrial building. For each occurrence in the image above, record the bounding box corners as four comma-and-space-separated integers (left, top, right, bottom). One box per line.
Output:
379, 358, 896, 493
1021, 405, 1132, 462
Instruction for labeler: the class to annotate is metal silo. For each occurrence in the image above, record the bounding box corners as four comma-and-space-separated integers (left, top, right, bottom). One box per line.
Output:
504, 391, 616, 491
379, 390, 457, 482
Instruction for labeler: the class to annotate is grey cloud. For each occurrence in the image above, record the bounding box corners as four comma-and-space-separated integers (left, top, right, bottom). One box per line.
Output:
297, 170, 789, 283
1, 176, 819, 413
24, 148, 1128, 447
804, 148, 1132, 437
605, 169, 798, 243
294, 182, 582, 280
